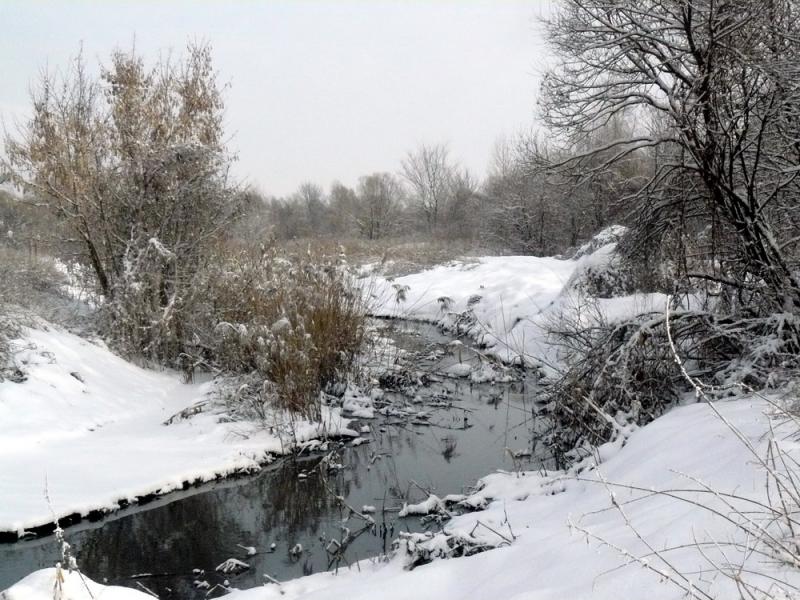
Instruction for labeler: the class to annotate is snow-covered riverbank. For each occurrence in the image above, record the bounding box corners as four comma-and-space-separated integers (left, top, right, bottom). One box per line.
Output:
7, 394, 796, 600
368, 249, 668, 376
0, 323, 353, 537
368, 255, 573, 367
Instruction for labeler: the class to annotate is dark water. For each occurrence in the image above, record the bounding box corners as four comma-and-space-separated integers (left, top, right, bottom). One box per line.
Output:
0, 321, 548, 598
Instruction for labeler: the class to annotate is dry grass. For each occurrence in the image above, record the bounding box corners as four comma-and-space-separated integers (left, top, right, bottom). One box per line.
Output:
280, 236, 506, 278
0, 246, 68, 381
190, 241, 368, 419
0, 246, 66, 306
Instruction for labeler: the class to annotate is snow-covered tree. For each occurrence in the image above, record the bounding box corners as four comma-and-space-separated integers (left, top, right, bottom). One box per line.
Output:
4, 43, 239, 358
541, 0, 800, 310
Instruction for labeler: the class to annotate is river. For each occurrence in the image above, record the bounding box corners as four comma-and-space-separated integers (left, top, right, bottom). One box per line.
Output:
0, 320, 551, 598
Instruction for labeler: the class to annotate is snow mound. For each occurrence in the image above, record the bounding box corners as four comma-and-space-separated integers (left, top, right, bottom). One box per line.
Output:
572, 224, 628, 259
564, 241, 635, 298
341, 385, 375, 418
442, 362, 472, 378
398, 494, 446, 517
1, 568, 150, 600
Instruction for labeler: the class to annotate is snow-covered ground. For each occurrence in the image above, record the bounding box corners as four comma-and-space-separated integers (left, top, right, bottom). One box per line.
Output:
368, 255, 574, 364
367, 245, 668, 374
0, 322, 353, 536
8, 395, 796, 599
1, 568, 150, 600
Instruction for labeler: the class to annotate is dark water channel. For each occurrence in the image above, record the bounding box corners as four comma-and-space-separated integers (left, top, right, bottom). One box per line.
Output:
0, 320, 550, 598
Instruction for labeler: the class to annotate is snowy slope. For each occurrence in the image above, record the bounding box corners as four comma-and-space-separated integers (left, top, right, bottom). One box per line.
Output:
0, 323, 352, 535
1, 568, 150, 600
368, 255, 574, 363
367, 252, 668, 372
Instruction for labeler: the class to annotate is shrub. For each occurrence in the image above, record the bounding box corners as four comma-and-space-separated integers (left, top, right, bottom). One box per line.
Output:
545, 290, 800, 465
544, 298, 681, 462
200, 243, 366, 419
106, 241, 368, 421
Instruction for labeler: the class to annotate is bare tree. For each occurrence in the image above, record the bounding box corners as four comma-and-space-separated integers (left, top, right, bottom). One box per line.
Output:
401, 143, 455, 232
295, 182, 326, 235
488, 135, 517, 181
443, 168, 480, 239
356, 172, 403, 240
328, 181, 359, 236
484, 135, 583, 254
541, 0, 800, 310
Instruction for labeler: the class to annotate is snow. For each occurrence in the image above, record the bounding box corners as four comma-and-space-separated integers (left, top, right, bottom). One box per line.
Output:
216, 558, 250, 573
572, 224, 627, 259
7, 396, 794, 600
237, 544, 258, 556
442, 361, 473, 378
0, 181, 18, 197
397, 494, 446, 517
369, 256, 574, 366
4, 238, 797, 599
0, 322, 353, 535
340, 385, 375, 418
0, 567, 151, 600
368, 249, 666, 375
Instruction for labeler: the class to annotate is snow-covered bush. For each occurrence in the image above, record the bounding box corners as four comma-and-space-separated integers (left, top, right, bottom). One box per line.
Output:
571, 224, 627, 259
546, 289, 800, 464
564, 226, 647, 299
544, 298, 681, 461
100, 238, 367, 420
102, 237, 188, 362
564, 244, 636, 298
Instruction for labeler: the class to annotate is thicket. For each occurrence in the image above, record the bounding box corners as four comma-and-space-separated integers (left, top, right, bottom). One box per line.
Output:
538, 0, 800, 458
192, 244, 366, 420
2, 45, 367, 419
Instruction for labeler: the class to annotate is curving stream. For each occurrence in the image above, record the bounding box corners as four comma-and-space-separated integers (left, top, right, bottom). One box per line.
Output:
0, 320, 551, 598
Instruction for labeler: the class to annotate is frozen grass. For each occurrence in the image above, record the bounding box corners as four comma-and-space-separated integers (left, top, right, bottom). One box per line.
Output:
197, 243, 368, 419
284, 236, 505, 278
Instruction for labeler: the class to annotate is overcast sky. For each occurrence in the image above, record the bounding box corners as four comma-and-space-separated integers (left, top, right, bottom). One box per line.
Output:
0, 1, 554, 197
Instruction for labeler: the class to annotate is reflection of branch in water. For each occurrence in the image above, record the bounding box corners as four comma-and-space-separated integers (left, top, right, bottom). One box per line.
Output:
440, 435, 458, 462
316, 454, 380, 573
